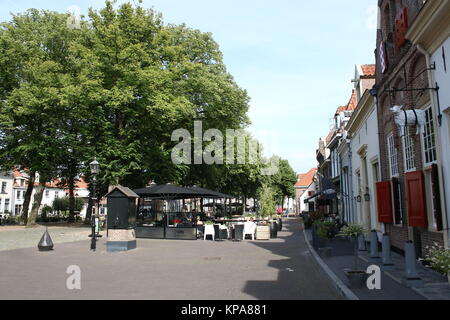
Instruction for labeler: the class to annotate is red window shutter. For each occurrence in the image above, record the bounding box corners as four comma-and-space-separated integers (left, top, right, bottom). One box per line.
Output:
405, 171, 427, 228
431, 164, 443, 231
376, 181, 393, 223
395, 8, 409, 48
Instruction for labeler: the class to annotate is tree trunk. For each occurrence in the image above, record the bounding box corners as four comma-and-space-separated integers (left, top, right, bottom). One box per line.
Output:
27, 177, 46, 227
21, 170, 36, 225
68, 177, 75, 223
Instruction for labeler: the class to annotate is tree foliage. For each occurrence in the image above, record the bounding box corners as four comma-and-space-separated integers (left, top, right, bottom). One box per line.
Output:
0, 1, 297, 221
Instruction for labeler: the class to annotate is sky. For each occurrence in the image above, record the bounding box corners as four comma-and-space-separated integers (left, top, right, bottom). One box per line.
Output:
0, 0, 377, 174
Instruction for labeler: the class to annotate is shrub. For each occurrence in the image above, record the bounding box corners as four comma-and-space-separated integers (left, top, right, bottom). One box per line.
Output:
425, 244, 450, 276
2, 216, 19, 225
313, 220, 338, 240
303, 211, 323, 229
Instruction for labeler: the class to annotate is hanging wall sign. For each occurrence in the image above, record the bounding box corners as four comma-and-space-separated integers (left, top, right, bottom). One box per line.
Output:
379, 41, 388, 74
390, 105, 426, 136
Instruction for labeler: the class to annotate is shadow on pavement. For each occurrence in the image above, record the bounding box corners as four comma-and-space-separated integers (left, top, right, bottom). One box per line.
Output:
241, 218, 342, 300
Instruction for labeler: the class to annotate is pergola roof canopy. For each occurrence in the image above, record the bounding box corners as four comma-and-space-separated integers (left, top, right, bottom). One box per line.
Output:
133, 184, 235, 200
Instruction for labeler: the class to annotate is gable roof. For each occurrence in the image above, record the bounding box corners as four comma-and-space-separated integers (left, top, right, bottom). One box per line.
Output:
105, 185, 139, 198
294, 168, 317, 188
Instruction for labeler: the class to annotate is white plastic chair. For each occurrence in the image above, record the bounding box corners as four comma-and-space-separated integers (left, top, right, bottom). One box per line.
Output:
243, 222, 257, 240
204, 224, 215, 241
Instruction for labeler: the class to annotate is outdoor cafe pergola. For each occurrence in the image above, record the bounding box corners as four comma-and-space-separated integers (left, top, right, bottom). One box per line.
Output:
133, 184, 236, 240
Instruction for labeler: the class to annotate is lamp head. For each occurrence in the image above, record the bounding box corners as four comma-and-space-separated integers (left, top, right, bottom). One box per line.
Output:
90, 158, 100, 176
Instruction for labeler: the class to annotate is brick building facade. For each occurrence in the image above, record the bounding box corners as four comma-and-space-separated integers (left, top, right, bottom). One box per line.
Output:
374, 0, 446, 257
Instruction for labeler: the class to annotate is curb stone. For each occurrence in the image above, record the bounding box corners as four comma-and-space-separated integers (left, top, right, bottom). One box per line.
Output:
301, 222, 359, 301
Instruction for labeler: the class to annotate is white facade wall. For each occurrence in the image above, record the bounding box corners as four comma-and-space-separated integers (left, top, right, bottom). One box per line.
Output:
298, 182, 317, 213
40, 187, 67, 211
0, 172, 14, 214
339, 142, 356, 223
349, 103, 381, 232
431, 36, 450, 244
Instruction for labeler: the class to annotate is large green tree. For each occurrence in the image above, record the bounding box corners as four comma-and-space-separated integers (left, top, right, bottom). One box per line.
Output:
0, 1, 279, 222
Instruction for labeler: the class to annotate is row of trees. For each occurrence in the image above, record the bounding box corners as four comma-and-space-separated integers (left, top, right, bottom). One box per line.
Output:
0, 1, 296, 225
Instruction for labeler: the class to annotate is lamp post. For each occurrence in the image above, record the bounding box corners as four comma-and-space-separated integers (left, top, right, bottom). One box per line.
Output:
89, 158, 100, 251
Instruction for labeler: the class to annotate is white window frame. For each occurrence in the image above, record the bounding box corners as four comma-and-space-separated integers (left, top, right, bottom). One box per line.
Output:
387, 133, 399, 177
423, 168, 437, 231
403, 128, 416, 172
421, 106, 437, 166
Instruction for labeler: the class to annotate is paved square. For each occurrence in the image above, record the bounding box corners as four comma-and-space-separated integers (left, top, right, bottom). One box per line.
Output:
0, 219, 342, 300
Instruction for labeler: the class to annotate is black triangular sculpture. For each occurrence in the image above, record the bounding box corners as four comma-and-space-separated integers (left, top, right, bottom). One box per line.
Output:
38, 228, 54, 251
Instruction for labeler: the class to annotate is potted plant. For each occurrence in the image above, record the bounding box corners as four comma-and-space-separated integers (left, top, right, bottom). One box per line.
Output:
425, 244, 450, 286
256, 185, 276, 240
338, 224, 368, 289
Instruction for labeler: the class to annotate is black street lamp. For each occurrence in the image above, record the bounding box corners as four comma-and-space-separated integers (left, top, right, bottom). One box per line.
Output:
364, 187, 371, 202
89, 158, 101, 251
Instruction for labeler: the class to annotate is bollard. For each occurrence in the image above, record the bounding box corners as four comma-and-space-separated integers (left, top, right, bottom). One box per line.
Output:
38, 227, 54, 251
358, 234, 367, 251
370, 230, 380, 259
381, 233, 394, 266
404, 241, 421, 280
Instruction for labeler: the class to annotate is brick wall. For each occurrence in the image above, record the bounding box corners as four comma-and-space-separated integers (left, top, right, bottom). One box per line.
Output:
419, 228, 445, 257
386, 224, 409, 252
375, 0, 445, 257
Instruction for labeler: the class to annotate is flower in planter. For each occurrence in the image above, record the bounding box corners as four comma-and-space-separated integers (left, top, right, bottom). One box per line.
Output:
338, 224, 365, 239
424, 244, 450, 276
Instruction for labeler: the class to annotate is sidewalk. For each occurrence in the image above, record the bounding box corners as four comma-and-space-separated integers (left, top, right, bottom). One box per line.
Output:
0, 225, 101, 252
303, 227, 450, 300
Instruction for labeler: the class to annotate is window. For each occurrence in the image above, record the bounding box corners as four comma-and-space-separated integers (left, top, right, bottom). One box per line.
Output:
15, 205, 22, 216
423, 107, 437, 164
1, 182, 6, 194
4, 199, 10, 213
403, 128, 416, 171
45, 190, 50, 198
372, 162, 380, 182
17, 190, 21, 200
387, 134, 399, 177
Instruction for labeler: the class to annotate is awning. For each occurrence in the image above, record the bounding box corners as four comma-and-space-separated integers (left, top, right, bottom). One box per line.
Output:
303, 175, 337, 203
304, 192, 322, 203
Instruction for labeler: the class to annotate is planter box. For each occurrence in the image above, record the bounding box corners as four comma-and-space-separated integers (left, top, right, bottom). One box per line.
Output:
256, 225, 270, 240
344, 269, 368, 289
318, 247, 332, 258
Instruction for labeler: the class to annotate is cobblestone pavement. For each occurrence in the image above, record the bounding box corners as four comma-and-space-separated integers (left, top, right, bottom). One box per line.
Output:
0, 225, 102, 252
0, 218, 342, 300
